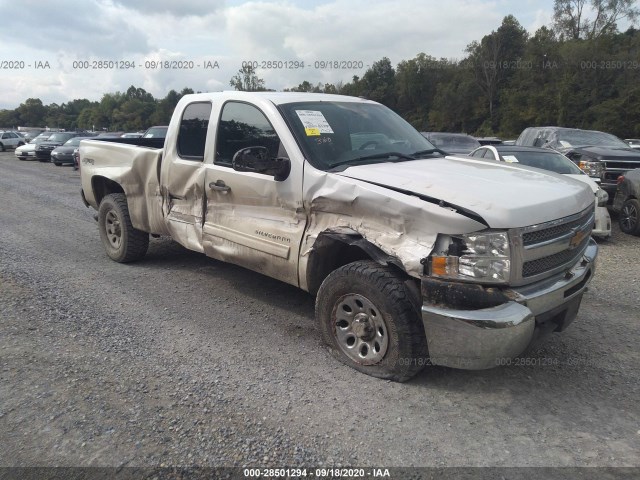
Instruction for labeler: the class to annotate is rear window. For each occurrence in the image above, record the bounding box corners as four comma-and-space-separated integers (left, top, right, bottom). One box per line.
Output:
177, 103, 211, 160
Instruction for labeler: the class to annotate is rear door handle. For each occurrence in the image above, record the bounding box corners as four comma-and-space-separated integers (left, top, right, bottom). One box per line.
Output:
209, 180, 230, 192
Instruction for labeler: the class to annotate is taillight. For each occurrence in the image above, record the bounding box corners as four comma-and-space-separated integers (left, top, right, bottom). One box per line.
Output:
617, 175, 625, 185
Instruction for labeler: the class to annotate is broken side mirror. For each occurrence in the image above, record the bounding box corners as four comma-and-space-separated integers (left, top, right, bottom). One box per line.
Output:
232, 146, 291, 181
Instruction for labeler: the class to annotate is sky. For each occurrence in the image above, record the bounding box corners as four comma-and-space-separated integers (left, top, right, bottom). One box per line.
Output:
0, 0, 560, 110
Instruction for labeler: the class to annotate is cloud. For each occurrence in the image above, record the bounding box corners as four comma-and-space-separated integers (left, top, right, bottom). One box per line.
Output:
110, 0, 226, 17
0, 0, 150, 56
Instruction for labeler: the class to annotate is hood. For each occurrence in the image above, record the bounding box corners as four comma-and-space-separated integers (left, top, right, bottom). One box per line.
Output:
563, 174, 598, 193
336, 156, 594, 229
52, 146, 75, 154
571, 146, 640, 160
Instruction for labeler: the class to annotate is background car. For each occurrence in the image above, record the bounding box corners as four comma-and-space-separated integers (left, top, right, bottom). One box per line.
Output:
470, 144, 611, 238
420, 132, 480, 154
121, 132, 143, 138
142, 125, 168, 138
51, 135, 96, 166
612, 169, 640, 236
625, 139, 640, 150
14, 133, 52, 160
516, 126, 640, 195
36, 132, 92, 162
0, 131, 26, 151
475, 136, 503, 146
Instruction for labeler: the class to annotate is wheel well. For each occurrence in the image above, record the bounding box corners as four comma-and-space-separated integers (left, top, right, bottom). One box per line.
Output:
92, 176, 125, 205
306, 232, 406, 295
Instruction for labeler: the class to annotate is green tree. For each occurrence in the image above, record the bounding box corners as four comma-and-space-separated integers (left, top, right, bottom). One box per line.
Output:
553, 0, 639, 39
17, 98, 46, 126
230, 65, 266, 91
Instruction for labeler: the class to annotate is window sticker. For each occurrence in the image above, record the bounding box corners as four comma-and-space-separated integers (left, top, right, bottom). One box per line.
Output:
559, 140, 572, 148
295, 110, 334, 136
503, 155, 519, 163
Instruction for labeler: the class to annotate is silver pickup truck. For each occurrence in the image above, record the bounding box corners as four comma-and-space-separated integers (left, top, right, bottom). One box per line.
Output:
80, 92, 598, 382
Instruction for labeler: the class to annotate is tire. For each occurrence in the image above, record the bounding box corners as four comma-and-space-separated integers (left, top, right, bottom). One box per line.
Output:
53, 162, 61, 166
98, 193, 149, 262
619, 198, 640, 236
316, 260, 428, 382
0, 143, 5, 152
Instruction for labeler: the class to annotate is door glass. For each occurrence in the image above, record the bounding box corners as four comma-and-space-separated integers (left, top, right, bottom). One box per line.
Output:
215, 102, 281, 167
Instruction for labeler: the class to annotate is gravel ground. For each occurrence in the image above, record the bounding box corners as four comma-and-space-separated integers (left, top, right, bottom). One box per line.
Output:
0, 152, 638, 475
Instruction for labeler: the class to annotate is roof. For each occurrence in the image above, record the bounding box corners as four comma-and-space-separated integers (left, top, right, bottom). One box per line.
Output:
179, 91, 375, 106
490, 145, 560, 153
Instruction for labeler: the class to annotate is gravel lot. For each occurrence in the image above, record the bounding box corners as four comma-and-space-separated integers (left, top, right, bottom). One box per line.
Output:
0, 151, 638, 475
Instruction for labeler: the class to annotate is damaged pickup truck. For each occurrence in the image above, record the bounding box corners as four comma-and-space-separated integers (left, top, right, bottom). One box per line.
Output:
80, 92, 598, 382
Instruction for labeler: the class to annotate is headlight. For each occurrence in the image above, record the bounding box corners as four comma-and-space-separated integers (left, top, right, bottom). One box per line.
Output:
596, 188, 608, 206
429, 231, 511, 284
578, 158, 605, 178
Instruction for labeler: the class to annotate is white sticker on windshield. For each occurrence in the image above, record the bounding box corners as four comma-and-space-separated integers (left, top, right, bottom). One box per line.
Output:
503, 155, 519, 163
295, 110, 334, 136
559, 140, 572, 148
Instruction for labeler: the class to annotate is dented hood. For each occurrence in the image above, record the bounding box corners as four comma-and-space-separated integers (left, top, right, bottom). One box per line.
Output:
336, 156, 594, 228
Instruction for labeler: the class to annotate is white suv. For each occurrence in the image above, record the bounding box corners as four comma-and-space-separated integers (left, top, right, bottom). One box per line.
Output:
0, 131, 26, 151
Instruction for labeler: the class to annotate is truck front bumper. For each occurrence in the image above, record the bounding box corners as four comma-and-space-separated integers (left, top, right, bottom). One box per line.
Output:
421, 239, 598, 370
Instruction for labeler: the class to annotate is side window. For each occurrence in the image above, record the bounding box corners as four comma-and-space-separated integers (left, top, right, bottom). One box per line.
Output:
177, 102, 212, 161
1, 133, 8, 139
215, 102, 282, 167
471, 149, 485, 158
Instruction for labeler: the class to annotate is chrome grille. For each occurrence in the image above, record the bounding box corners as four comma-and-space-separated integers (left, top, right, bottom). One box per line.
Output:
522, 208, 593, 246
522, 235, 591, 277
510, 204, 595, 286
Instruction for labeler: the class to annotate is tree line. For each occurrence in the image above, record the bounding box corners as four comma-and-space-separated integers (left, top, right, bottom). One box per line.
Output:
1, 0, 638, 138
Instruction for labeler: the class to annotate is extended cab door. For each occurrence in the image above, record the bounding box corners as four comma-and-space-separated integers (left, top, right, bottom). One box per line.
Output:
160, 101, 211, 252
202, 100, 306, 287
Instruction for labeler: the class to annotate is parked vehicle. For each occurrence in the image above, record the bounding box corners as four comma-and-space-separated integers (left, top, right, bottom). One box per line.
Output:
142, 125, 168, 139
470, 145, 611, 238
51, 135, 96, 166
625, 139, 640, 150
36, 132, 92, 162
476, 137, 503, 145
121, 132, 143, 138
612, 169, 640, 236
80, 91, 597, 381
0, 131, 26, 151
14, 133, 52, 160
516, 127, 640, 196
421, 132, 480, 154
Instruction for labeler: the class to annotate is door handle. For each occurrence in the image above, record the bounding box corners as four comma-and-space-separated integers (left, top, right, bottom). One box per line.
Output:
209, 180, 230, 193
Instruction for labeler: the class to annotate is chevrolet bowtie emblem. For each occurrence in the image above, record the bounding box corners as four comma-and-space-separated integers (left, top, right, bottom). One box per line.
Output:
569, 227, 588, 249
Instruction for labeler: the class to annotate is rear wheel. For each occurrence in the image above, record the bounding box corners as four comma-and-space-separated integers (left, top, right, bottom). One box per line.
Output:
53, 162, 61, 166
619, 198, 640, 236
98, 193, 149, 262
0, 143, 5, 152
316, 260, 428, 382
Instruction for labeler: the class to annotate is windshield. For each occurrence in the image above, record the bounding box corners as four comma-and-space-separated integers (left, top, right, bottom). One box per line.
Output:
554, 130, 629, 149
47, 133, 74, 142
64, 137, 83, 147
502, 150, 583, 174
143, 127, 167, 138
278, 101, 439, 170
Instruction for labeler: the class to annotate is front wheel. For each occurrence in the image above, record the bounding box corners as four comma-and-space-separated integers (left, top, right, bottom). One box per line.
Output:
619, 198, 640, 236
98, 193, 149, 262
316, 260, 428, 382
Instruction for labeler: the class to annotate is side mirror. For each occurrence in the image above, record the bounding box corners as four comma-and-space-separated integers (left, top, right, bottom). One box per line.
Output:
232, 146, 291, 181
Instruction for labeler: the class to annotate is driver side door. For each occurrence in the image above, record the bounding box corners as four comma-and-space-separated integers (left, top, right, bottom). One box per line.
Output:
202, 101, 306, 287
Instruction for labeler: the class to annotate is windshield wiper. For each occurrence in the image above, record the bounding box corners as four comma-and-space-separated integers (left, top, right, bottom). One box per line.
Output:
412, 148, 448, 156
328, 152, 417, 169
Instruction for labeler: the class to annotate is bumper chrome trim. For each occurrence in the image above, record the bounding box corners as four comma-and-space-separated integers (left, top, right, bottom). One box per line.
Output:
421, 239, 598, 370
